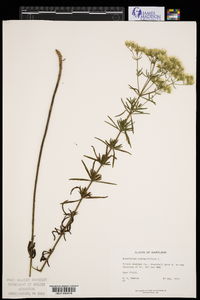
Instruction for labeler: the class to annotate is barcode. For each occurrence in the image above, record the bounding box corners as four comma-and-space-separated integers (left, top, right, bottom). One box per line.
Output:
52, 286, 76, 293
48, 284, 80, 295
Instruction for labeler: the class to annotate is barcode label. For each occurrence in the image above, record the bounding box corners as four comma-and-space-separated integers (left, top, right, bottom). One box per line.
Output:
47, 284, 80, 295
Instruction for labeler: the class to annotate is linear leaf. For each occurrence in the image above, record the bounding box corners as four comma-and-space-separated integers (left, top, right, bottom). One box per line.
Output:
61, 199, 80, 204
69, 178, 91, 182
125, 132, 131, 147
115, 110, 126, 118
117, 148, 132, 155
81, 160, 90, 177
95, 137, 107, 145
134, 111, 150, 114
85, 195, 108, 199
128, 84, 139, 94
84, 155, 96, 161
105, 121, 118, 129
141, 96, 156, 105
96, 180, 117, 185
108, 116, 118, 127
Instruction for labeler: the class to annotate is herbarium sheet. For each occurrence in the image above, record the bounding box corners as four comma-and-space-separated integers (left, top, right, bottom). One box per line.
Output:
3, 21, 196, 298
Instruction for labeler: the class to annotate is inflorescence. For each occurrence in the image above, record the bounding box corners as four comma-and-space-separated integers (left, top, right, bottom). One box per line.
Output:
125, 40, 194, 93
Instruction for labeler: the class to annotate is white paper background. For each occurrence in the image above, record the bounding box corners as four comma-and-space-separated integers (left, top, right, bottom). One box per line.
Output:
3, 21, 196, 297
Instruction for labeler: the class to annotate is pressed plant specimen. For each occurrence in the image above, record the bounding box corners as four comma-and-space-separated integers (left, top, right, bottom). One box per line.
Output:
28, 41, 194, 277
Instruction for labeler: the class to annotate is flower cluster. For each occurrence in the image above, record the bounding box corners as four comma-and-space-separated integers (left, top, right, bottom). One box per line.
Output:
151, 77, 172, 93
125, 40, 167, 58
125, 40, 195, 88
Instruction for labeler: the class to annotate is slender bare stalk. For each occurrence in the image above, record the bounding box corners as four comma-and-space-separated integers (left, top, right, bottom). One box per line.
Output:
29, 49, 63, 277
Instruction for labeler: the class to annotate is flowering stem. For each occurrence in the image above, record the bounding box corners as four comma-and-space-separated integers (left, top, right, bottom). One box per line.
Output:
30, 40, 194, 275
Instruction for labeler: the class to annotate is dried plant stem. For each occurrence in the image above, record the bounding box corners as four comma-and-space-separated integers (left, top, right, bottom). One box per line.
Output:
29, 50, 63, 277
30, 41, 194, 275
32, 95, 140, 273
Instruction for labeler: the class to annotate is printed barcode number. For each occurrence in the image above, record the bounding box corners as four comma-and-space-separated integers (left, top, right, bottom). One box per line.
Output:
47, 284, 80, 295
52, 286, 76, 293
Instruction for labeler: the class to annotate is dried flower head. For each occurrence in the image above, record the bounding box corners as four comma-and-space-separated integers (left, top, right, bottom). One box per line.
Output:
125, 40, 195, 89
